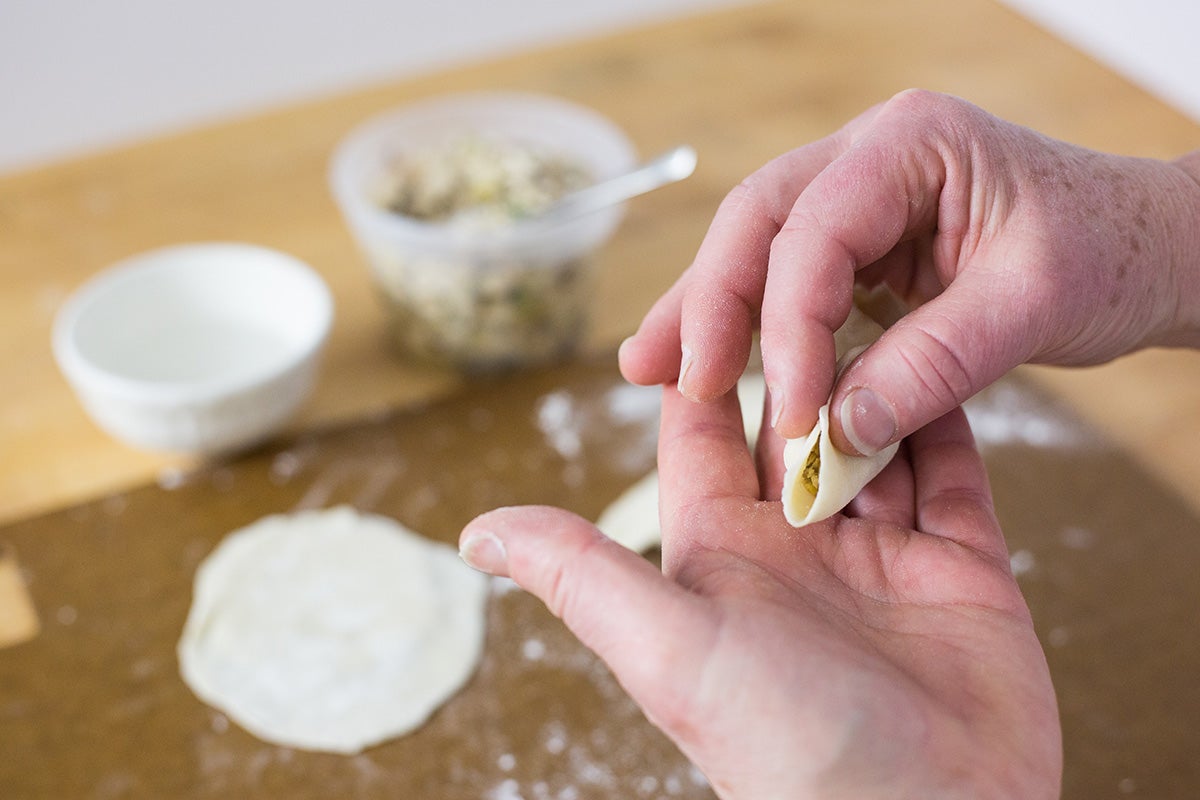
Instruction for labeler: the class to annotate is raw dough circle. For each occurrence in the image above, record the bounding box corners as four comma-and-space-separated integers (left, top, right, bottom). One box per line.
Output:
178, 506, 488, 754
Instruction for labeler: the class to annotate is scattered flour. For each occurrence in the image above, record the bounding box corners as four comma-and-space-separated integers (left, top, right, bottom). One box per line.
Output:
1058, 526, 1097, 550
1009, 549, 1037, 578
522, 638, 547, 662
536, 391, 583, 460
964, 384, 1086, 450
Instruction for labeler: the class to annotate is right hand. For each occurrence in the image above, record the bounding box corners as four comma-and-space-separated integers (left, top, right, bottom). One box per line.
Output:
619, 89, 1200, 455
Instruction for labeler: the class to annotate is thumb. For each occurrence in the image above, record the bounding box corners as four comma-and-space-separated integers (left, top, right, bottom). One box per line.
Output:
828, 284, 1033, 455
459, 505, 713, 710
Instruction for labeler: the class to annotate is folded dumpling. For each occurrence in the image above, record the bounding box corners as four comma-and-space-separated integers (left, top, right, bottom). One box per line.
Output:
781, 303, 900, 527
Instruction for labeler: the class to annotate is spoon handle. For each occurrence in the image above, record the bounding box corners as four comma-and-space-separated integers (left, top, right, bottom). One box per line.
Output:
542, 144, 697, 223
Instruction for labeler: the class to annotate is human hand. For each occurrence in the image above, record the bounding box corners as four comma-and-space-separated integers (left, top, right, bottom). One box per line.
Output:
619, 89, 1200, 455
459, 383, 1062, 799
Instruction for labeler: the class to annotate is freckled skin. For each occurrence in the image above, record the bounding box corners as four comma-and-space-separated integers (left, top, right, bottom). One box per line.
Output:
619, 89, 1200, 451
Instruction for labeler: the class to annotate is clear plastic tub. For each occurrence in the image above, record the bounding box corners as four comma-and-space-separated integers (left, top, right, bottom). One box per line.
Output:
329, 92, 637, 373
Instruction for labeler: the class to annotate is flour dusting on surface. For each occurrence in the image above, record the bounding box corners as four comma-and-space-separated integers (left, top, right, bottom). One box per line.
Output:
462, 582, 714, 800
1058, 526, 1096, 550
1009, 549, 1037, 577
604, 383, 660, 424
537, 391, 584, 460
522, 638, 547, 661
964, 383, 1086, 450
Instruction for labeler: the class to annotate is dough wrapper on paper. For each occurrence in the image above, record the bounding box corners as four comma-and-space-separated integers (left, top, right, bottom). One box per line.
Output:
781, 299, 901, 527
177, 506, 488, 754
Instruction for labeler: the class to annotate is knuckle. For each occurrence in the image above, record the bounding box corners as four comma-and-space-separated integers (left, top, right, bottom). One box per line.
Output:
720, 175, 775, 224
884, 87, 954, 120
671, 498, 714, 545
894, 325, 977, 411
541, 535, 602, 622
723, 154, 803, 229
878, 89, 982, 151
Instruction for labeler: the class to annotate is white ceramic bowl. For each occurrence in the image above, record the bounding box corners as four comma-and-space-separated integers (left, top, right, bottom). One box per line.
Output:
53, 243, 334, 455
329, 91, 636, 373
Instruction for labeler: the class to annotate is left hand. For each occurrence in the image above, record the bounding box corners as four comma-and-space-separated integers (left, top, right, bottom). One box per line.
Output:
459, 383, 1061, 799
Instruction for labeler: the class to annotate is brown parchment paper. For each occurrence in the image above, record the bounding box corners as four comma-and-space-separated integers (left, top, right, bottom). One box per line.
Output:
1, 357, 1197, 799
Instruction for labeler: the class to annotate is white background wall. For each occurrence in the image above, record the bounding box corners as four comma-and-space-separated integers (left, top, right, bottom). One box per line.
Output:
1, 0, 1196, 176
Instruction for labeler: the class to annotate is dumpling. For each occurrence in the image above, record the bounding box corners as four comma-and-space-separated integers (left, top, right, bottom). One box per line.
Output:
781, 303, 900, 527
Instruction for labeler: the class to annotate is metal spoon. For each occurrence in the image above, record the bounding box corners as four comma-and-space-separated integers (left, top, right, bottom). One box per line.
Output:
537, 144, 697, 224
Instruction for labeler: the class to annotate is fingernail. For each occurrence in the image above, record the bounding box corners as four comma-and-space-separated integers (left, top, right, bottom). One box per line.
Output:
678, 345, 696, 397
769, 384, 785, 429
840, 388, 897, 456
460, 530, 508, 575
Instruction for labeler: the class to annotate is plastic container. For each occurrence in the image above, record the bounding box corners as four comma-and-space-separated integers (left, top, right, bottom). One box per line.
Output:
52, 243, 334, 454
329, 92, 636, 373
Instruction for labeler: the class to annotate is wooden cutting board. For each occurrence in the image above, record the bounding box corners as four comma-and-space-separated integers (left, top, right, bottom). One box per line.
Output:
5, 0, 1200, 529
1, 356, 1198, 798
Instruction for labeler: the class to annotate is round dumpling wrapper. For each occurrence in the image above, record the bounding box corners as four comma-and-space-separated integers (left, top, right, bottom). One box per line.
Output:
178, 506, 487, 754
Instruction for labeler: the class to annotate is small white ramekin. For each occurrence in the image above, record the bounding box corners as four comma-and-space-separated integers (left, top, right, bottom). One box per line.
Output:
52, 242, 334, 455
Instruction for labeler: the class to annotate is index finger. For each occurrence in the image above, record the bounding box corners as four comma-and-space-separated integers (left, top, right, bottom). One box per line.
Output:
621, 115, 874, 397
656, 382, 759, 571
762, 93, 951, 440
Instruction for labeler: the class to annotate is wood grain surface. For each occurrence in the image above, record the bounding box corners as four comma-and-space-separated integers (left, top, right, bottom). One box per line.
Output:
3, 0, 1199, 525
2, 357, 1198, 798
